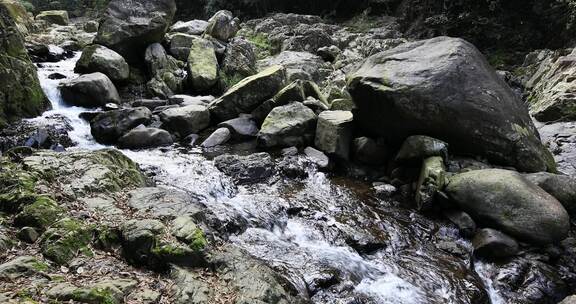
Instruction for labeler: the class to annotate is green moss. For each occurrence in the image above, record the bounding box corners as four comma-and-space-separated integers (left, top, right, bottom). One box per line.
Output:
14, 196, 64, 230
188, 228, 207, 252
41, 218, 93, 265
0, 162, 38, 213
71, 288, 117, 304
221, 73, 244, 90
31, 260, 49, 272
245, 32, 274, 59
152, 243, 187, 257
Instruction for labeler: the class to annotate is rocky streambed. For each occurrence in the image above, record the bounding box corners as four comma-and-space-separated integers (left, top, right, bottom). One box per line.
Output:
1, 1, 576, 304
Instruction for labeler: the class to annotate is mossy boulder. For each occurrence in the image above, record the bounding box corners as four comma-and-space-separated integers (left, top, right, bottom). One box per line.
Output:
258, 102, 317, 148
446, 169, 570, 245
171, 216, 207, 251
0, 162, 38, 212
75, 44, 130, 83
22, 149, 146, 198
0, 0, 34, 36
209, 65, 287, 121
47, 279, 137, 304
0, 4, 48, 128
94, 0, 177, 63
0, 256, 47, 280
41, 218, 92, 265
187, 37, 218, 92
35, 10, 69, 25
14, 196, 64, 230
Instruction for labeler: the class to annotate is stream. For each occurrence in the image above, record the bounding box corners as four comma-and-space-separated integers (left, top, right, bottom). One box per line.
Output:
31, 53, 506, 304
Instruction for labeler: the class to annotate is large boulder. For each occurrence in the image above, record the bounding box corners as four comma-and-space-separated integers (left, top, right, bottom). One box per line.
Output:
209, 65, 286, 121
0, 4, 48, 128
118, 127, 174, 149
446, 169, 570, 245
348, 37, 555, 173
258, 102, 317, 148
60, 73, 120, 108
144, 43, 187, 98
204, 10, 239, 42
187, 38, 218, 92
90, 107, 152, 144
314, 111, 354, 160
169, 20, 208, 36
259, 51, 331, 83
221, 37, 257, 81
169, 33, 198, 61
94, 0, 177, 63
159, 105, 210, 137
75, 44, 130, 82
35, 10, 69, 25
527, 52, 576, 122
214, 153, 275, 184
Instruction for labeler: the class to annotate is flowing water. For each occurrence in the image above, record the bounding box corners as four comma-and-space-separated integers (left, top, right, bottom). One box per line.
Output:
31, 53, 506, 304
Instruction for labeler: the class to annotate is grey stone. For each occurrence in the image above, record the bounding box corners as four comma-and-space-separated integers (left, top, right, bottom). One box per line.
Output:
472, 228, 519, 259
258, 102, 317, 148
159, 105, 211, 137
118, 127, 174, 149
60, 72, 120, 108
201, 127, 231, 148
315, 110, 353, 159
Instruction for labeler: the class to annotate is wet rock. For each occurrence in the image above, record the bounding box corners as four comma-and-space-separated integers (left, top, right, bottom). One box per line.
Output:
127, 187, 205, 217
395, 135, 449, 163
201, 127, 231, 148
415, 156, 446, 210
348, 36, 555, 172
169, 19, 208, 35
258, 102, 317, 148
218, 116, 259, 138
95, 0, 177, 63
144, 43, 171, 75
41, 218, 92, 265
169, 33, 198, 61
209, 65, 287, 121
0, 4, 48, 127
443, 210, 476, 237
524, 172, 576, 216
214, 152, 275, 184
446, 169, 570, 245
60, 72, 121, 107
36, 10, 68, 25
353, 137, 387, 165
304, 146, 330, 170
205, 10, 240, 42
75, 44, 130, 82
315, 110, 353, 160
259, 51, 331, 82
159, 104, 211, 137
118, 127, 174, 149
221, 37, 257, 81
473, 228, 519, 259
90, 107, 152, 144
493, 256, 568, 304
373, 182, 398, 198
0, 256, 45, 280
282, 146, 299, 156
187, 37, 218, 91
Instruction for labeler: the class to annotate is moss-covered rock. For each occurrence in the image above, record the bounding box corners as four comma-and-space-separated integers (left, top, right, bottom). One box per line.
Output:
22, 149, 146, 198
0, 4, 48, 128
0, 161, 38, 212
171, 216, 207, 251
0, 256, 47, 280
187, 37, 218, 92
47, 279, 137, 304
0, 0, 34, 36
35, 10, 68, 25
14, 196, 64, 230
41, 218, 93, 265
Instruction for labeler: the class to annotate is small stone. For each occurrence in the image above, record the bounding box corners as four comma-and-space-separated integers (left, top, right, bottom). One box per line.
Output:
472, 228, 519, 260
372, 183, 397, 199
304, 147, 330, 170
17, 227, 39, 243
395, 135, 449, 163
201, 128, 231, 148
443, 210, 476, 237
315, 110, 353, 160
